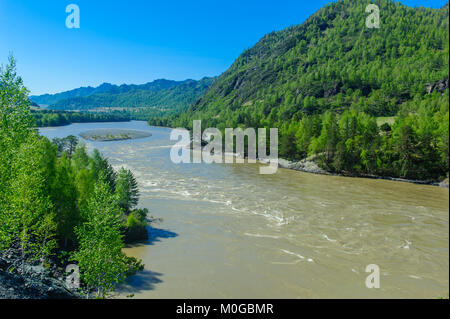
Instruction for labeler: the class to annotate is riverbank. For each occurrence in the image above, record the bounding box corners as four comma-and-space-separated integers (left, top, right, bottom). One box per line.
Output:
191, 143, 448, 188
274, 156, 449, 188
204, 147, 449, 188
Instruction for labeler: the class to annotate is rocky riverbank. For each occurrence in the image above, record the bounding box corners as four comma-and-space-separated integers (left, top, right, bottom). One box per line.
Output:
195, 145, 448, 188
440, 178, 449, 188
275, 156, 327, 175
276, 156, 449, 188
0, 248, 80, 299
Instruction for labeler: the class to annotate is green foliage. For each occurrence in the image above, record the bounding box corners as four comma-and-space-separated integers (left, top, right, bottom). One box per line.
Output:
90, 149, 117, 191
302, 101, 449, 180
1, 57, 146, 297
72, 143, 91, 172
116, 168, 139, 213
126, 213, 141, 228
32, 109, 133, 127
8, 134, 57, 261
51, 152, 80, 248
52, 135, 79, 157
155, 0, 449, 181
71, 179, 130, 298
0, 56, 34, 142
0, 56, 38, 251
124, 209, 149, 243
380, 122, 392, 133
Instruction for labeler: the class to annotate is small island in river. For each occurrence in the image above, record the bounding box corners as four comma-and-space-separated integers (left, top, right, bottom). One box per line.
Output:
80, 128, 152, 141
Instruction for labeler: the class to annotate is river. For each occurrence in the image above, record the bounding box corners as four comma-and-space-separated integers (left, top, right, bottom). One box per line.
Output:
39, 121, 449, 299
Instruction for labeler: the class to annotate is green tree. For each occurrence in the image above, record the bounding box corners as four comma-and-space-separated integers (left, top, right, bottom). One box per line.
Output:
91, 149, 117, 191
72, 178, 129, 298
9, 135, 57, 264
437, 111, 449, 174
0, 56, 35, 250
393, 120, 419, 179
115, 168, 140, 213
310, 112, 340, 169
72, 143, 90, 172
75, 168, 94, 215
0, 56, 33, 144
52, 152, 80, 247
295, 117, 314, 159
53, 135, 79, 157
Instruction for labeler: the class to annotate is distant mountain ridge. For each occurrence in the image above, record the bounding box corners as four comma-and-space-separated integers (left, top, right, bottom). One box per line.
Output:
30, 82, 120, 106
30, 77, 215, 111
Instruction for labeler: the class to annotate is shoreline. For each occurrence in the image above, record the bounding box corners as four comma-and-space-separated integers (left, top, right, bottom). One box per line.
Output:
39, 121, 449, 188
212, 150, 449, 188
273, 157, 449, 188
33, 119, 134, 129
192, 146, 449, 188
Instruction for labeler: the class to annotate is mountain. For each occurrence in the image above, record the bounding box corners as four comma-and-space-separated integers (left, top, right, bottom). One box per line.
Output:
30, 83, 117, 106
158, 0, 448, 181
30, 78, 215, 111
168, 0, 448, 127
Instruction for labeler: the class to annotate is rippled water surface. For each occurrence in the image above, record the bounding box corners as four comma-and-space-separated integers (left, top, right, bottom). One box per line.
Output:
40, 121, 449, 298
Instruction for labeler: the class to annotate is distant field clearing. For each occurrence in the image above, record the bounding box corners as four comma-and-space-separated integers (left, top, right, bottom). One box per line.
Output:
376, 116, 395, 126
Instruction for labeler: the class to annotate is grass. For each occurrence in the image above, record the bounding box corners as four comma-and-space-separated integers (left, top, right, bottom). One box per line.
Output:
376, 116, 395, 127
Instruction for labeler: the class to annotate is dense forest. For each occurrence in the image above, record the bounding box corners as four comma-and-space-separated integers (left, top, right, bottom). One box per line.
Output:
0, 57, 148, 298
32, 109, 133, 127
151, 0, 449, 181
30, 78, 215, 112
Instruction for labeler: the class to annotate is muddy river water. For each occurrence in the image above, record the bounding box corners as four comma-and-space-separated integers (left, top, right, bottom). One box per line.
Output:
40, 121, 449, 298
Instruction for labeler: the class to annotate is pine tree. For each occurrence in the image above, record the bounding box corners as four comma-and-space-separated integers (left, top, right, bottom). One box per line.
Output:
115, 168, 140, 213
91, 149, 117, 191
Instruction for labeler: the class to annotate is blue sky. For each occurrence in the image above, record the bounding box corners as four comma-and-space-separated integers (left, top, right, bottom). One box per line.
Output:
0, 0, 447, 95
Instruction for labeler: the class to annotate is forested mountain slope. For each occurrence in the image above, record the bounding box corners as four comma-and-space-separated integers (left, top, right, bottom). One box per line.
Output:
158, 0, 449, 181
175, 0, 448, 124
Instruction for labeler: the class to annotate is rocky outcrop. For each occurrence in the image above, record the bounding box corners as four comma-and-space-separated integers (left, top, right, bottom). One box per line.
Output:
426, 78, 449, 94
0, 248, 80, 299
277, 156, 327, 175
439, 178, 449, 188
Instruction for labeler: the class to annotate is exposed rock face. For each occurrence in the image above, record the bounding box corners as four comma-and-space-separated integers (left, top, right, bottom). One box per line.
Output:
426, 78, 449, 94
0, 249, 80, 299
277, 156, 327, 175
